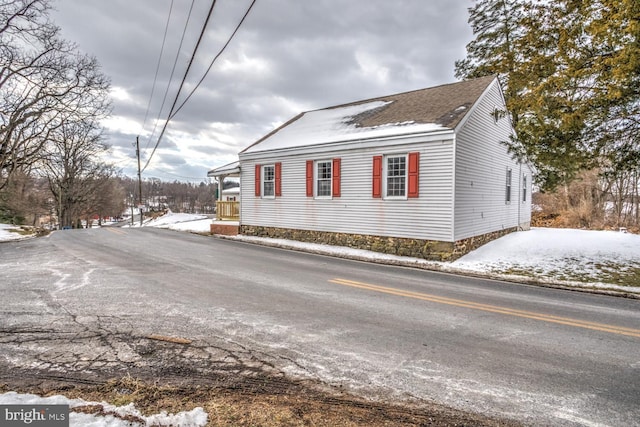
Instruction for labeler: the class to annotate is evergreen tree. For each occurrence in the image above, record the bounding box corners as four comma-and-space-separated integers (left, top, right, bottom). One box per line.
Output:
456, 0, 640, 191
514, 0, 592, 189
454, 0, 526, 127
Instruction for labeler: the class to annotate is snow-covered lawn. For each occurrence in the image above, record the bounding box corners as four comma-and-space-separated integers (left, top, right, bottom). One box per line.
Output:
453, 227, 640, 286
125, 211, 213, 232
0, 223, 37, 241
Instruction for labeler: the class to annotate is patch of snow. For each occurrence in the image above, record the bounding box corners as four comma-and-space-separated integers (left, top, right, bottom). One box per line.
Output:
0, 224, 35, 241
0, 392, 208, 427
453, 228, 640, 281
124, 211, 213, 233
243, 100, 448, 153
167, 218, 213, 233
143, 211, 208, 227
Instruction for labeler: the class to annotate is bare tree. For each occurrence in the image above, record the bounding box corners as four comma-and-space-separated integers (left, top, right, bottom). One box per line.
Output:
42, 120, 113, 228
85, 173, 126, 226
0, 0, 110, 191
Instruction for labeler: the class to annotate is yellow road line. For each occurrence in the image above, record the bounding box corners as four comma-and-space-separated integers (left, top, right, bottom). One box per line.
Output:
329, 278, 640, 338
104, 227, 127, 235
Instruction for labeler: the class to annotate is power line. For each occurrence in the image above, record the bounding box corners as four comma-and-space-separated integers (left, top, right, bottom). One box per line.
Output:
169, 0, 258, 120
143, 0, 197, 154
142, 0, 218, 173
145, 167, 209, 182
140, 0, 174, 136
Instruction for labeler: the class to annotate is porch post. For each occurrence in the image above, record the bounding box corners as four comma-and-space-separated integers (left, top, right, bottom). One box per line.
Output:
217, 175, 227, 201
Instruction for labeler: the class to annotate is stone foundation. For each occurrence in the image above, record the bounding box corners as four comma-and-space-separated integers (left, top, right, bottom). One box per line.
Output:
452, 227, 519, 259
239, 225, 520, 261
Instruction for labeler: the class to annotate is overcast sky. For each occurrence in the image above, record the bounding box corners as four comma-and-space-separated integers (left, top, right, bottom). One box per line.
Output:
50, 0, 474, 183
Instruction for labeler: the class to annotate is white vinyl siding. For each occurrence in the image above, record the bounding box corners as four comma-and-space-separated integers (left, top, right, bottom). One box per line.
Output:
453, 80, 533, 241
240, 138, 455, 241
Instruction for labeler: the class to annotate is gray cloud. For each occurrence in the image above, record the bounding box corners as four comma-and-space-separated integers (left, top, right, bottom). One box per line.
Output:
51, 0, 473, 182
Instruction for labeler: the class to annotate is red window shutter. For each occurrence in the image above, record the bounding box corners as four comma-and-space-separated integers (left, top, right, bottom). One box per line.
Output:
254, 164, 261, 197
408, 151, 419, 198
372, 156, 382, 198
275, 162, 282, 196
306, 160, 313, 197
332, 158, 341, 197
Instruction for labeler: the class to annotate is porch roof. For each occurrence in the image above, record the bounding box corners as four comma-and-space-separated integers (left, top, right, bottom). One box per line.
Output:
207, 160, 240, 178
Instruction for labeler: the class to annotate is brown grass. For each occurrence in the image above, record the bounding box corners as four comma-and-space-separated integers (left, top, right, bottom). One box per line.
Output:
1, 376, 522, 427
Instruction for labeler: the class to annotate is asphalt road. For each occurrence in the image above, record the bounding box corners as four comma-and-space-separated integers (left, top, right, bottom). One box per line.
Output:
1, 227, 639, 426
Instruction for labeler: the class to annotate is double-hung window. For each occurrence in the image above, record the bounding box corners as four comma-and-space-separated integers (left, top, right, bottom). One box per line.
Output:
372, 152, 419, 199
306, 158, 340, 198
386, 155, 407, 198
505, 168, 512, 204
522, 174, 527, 202
316, 160, 332, 197
255, 163, 281, 198
263, 165, 275, 197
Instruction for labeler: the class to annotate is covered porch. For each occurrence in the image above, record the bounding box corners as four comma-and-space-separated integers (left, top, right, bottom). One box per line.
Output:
207, 161, 241, 221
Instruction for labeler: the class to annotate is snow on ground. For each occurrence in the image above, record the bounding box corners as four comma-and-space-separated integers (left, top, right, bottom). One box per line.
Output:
142, 212, 208, 228
451, 227, 640, 293
125, 211, 213, 233
0, 392, 207, 427
0, 223, 34, 241
453, 227, 640, 275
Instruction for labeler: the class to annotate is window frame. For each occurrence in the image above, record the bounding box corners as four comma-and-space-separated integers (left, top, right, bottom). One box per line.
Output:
315, 159, 333, 199
522, 173, 527, 203
505, 167, 512, 204
262, 164, 275, 198
384, 154, 408, 200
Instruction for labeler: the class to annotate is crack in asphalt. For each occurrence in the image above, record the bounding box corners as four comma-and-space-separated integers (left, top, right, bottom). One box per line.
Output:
0, 307, 295, 390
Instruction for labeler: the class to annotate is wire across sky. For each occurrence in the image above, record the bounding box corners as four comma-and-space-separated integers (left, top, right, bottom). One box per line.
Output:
139, 0, 258, 175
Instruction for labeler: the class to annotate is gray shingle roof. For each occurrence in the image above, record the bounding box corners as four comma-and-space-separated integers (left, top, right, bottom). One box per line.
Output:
341, 75, 496, 129
241, 75, 496, 154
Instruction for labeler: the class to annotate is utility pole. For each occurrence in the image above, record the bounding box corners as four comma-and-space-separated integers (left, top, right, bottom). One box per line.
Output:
136, 136, 143, 226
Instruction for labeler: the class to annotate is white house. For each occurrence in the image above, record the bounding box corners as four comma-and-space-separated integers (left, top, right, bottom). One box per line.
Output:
234, 76, 532, 260
222, 187, 240, 202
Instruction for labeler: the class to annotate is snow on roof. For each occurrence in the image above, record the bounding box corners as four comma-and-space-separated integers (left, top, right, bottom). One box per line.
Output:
241, 76, 496, 155
207, 160, 240, 177
242, 100, 448, 154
